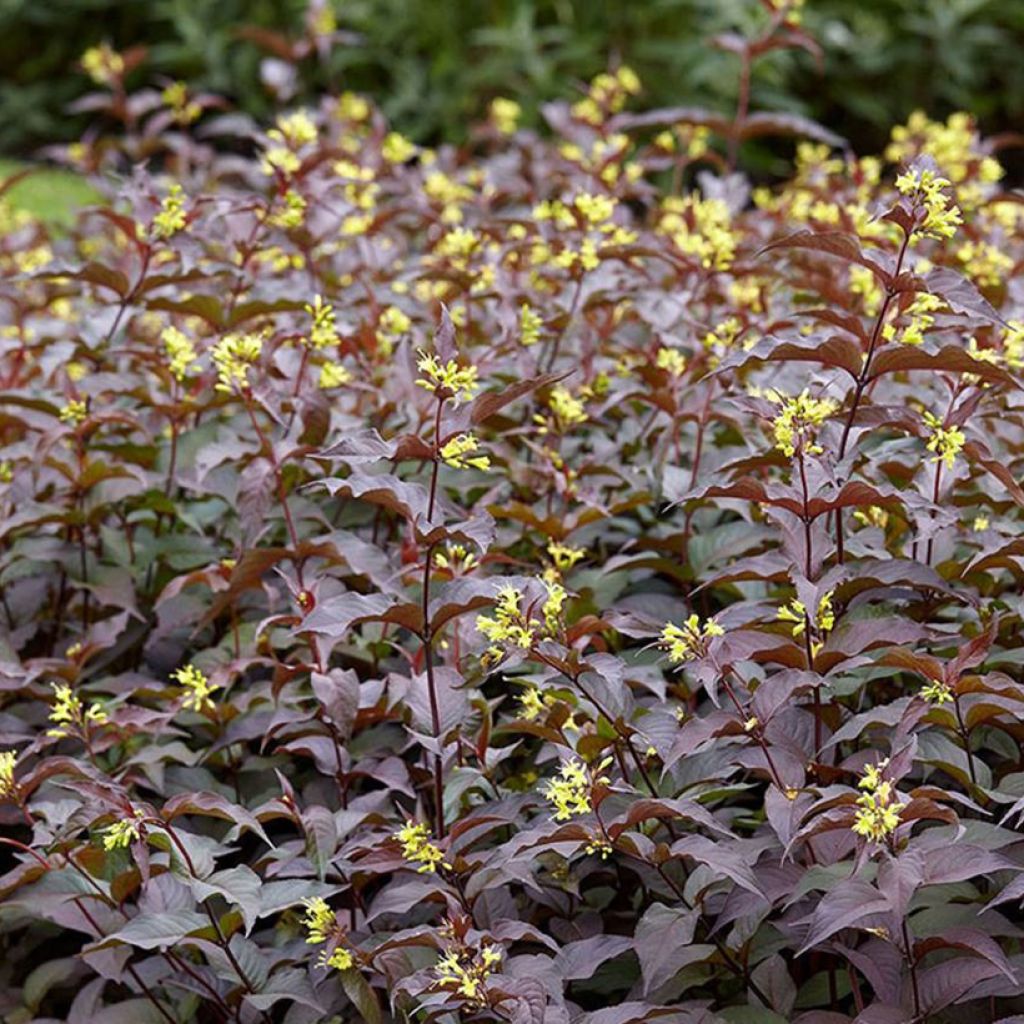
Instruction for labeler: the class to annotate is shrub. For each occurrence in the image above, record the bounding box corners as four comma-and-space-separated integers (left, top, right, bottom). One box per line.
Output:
2, 5, 1024, 1022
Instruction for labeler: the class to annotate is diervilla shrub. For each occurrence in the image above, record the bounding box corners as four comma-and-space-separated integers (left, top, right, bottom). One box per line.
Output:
2, 4, 1024, 1022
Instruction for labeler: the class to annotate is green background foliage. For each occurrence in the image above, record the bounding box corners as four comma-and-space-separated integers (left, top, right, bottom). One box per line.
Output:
2, 0, 1023, 159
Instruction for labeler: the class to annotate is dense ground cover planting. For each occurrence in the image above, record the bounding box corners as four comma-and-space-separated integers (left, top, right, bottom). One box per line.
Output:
4, 5, 1024, 1022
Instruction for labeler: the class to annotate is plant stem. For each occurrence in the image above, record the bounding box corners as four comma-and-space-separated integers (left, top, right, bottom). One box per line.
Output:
422, 396, 446, 838
835, 229, 912, 563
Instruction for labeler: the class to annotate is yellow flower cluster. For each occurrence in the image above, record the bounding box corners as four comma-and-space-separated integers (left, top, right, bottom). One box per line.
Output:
887, 111, 1003, 210
656, 347, 687, 377
433, 544, 478, 574
416, 351, 480, 404
434, 943, 502, 1005
48, 682, 107, 738
434, 227, 481, 271
102, 809, 146, 851
545, 387, 587, 430
377, 305, 411, 348
658, 194, 737, 270
778, 591, 835, 636
395, 820, 449, 873
173, 664, 218, 713
571, 67, 641, 125
382, 132, 417, 164
654, 125, 710, 160
151, 184, 188, 240
304, 295, 338, 350
957, 240, 1013, 289
490, 97, 521, 135
768, 389, 838, 458
302, 896, 337, 944
267, 189, 307, 229
59, 400, 88, 425
162, 325, 198, 382
0, 750, 16, 797
261, 110, 317, 176
852, 761, 905, 844
302, 897, 355, 971
162, 81, 201, 125
318, 362, 351, 389
542, 580, 566, 632
921, 680, 954, 704
424, 171, 474, 224
881, 292, 945, 346
440, 433, 490, 471
894, 167, 962, 242
476, 586, 538, 663
849, 265, 884, 316
778, 591, 835, 657
547, 541, 586, 574
544, 757, 610, 821
212, 332, 263, 393
517, 684, 555, 721
923, 411, 965, 469
520, 303, 543, 346
81, 44, 124, 86
659, 614, 724, 664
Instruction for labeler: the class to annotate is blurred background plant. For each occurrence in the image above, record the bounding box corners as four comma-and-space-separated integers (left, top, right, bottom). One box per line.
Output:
2, 0, 1022, 168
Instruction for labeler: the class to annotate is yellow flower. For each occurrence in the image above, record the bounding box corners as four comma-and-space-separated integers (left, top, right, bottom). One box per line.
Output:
0, 750, 16, 797
102, 810, 145, 850
434, 943, 502, 1005
520, 303, 543, 346
268, 189, 307, 229
59, 400, 88, 425
337, 92, 370, 122
81, 44, 123, 86
852, 768, 905, 844
162, 325, 198, 382
382, 132, 417, 164
923, 411, 965, 469
544, 757, 610, 821
48, 682, 107, 738
659, 614, 723, 664
433, 544, 478, 573
302, 897, 337, 944
476, 586, 538, 662
574, 192, 616, 227
546, 541, 586, 573
395, 820, 449, 873
894, 166, 962, 242
151, 184, 188, 240
318, 362, 352, 389
656, 347, 687, 377
276, 110, 318, 148
547, 387, 587, 430
440, 433, 490, 471
378, 305, 411, 338
490, 97, 521, 134
542, 580, 566, 632
921, 680, 954, 704
658, 194, 737, 270
768, 389, 837, 458
162, 81, 201, 125
323, 946, 355, 971
211, 332, 263, 393
173, 664, 218, 713
517, 685, 550, 721
972, 515, 989, 532
416, 351, 479, 404
304, 295, 338, 350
